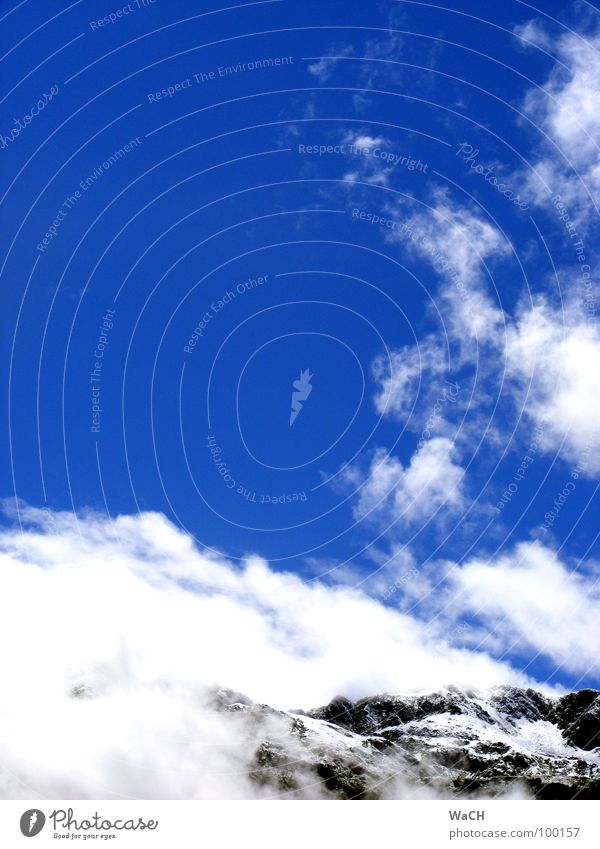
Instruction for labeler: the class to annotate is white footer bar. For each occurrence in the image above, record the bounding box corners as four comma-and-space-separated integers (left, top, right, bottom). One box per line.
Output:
0, 800, 598, 848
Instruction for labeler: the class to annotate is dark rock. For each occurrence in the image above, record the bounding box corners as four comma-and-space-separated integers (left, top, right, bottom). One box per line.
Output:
309, 695, 355, 729
314, 759, 372, 799
490, 687, 554, 723
240, 686, 600, 799
554, 690, 600, 750
249, 742, 299, 792
527, 778, 600, 800
340, 690, 487, 736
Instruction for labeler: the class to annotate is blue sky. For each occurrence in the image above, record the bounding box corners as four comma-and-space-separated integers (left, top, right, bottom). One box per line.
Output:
1, 0, 600, 709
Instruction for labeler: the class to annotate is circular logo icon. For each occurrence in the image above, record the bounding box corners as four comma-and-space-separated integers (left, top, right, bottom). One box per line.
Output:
19, 810, 45, 837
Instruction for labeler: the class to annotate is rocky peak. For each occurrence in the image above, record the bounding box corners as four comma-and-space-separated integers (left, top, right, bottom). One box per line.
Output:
215, 685, 600, 799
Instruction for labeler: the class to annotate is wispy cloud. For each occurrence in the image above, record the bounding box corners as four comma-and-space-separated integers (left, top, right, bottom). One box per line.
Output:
517, 24, 600, 222
372, 336, 449, 421
370, 187, 600, 477
306, 44, 354, 82
341, 438, 466, 529
450, 541, 600, 675
385, 189, 510, 340
505, 298, 600, 475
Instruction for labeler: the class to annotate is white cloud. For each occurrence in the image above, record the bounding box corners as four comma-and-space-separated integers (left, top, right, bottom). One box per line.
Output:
513, 20, 555, 52
385, 190, 509, 341
451, 541, 600, 676
0, 505, 534, 798
391, 189, 510, 285
348, 133, 382, 152
307, 44, 353, 81
371, 190, 600, 475
372, 336, 448, 420
506, 300, 600, 475
345, 438, 465, 527
341, 131, 393, 186
366, 193, 509, 490
519, 27, 600, 218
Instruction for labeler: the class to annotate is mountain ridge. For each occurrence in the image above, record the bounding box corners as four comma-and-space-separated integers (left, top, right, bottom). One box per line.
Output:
213, 685, 600, 799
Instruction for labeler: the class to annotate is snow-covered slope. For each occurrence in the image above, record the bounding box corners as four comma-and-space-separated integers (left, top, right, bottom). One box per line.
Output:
215, 686, 600, 799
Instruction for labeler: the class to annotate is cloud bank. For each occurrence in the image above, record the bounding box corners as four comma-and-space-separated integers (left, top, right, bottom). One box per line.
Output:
0, 504, 549, 798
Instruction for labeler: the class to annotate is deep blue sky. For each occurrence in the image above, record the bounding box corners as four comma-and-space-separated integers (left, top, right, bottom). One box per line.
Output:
1, 0, 599, 691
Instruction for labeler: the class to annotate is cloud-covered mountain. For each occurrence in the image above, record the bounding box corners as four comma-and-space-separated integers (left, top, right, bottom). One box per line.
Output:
216, 685, 600, 799
0, 506, 598, 799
